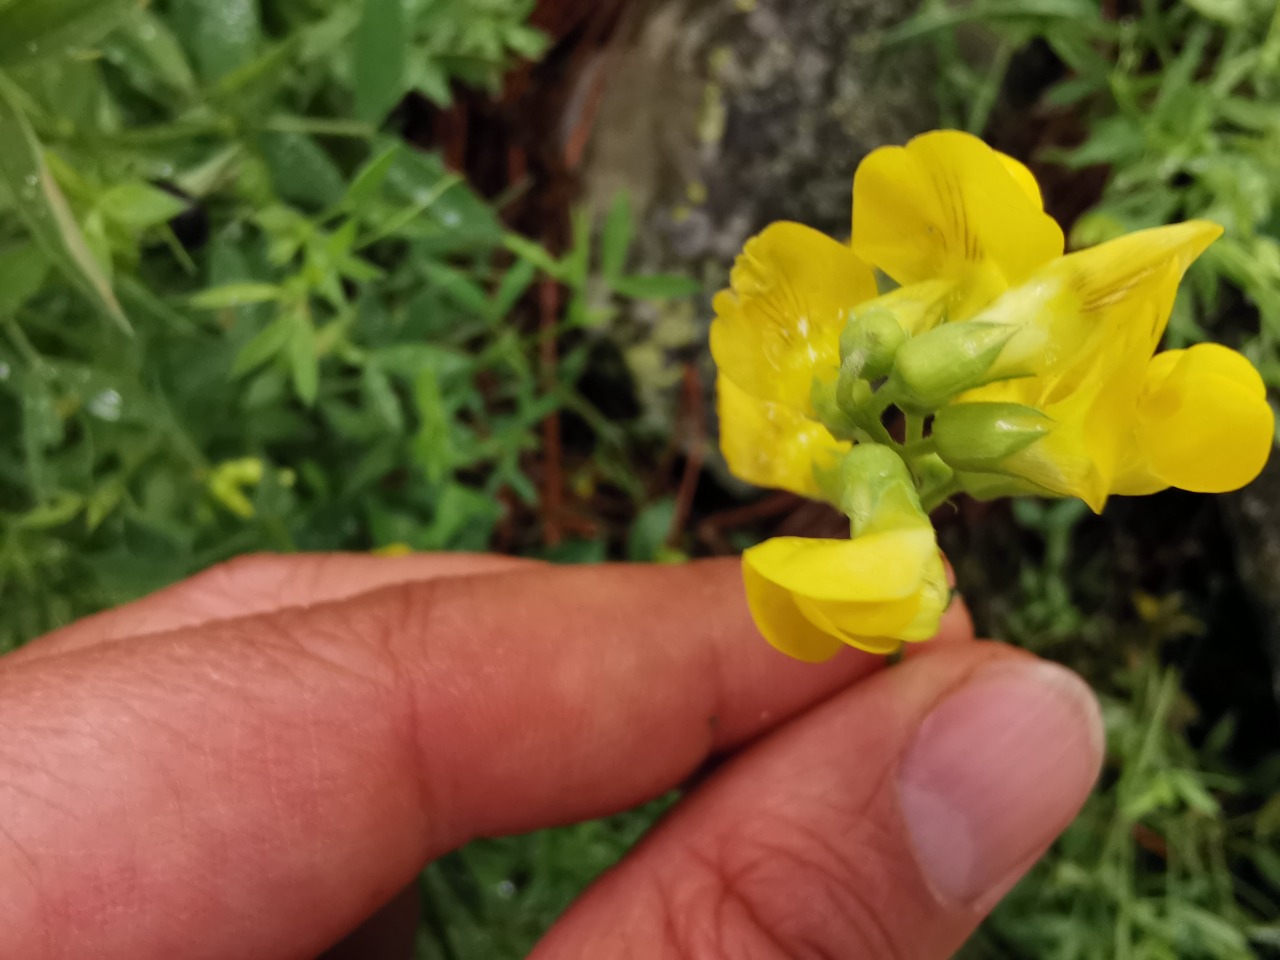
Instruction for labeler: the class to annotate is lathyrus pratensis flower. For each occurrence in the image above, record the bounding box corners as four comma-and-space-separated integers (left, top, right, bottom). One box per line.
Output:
712, 130, 1273, 661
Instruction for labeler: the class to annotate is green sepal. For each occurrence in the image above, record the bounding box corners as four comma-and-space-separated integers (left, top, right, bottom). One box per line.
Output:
885, 321, 1018, 414
932, 402, 1054, 472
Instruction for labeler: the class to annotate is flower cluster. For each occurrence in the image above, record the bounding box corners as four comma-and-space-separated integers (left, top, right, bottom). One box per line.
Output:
712, 131, 1274, 662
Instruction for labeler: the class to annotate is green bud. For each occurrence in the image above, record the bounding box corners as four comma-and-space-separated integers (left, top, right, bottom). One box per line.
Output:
810, 373, 859, 441
837, 444, 928, 536
885, 321, 1018, 414
835, 357, 875, 418
932, 402, 1053, 473
913, 452, 956, 495
839, 306, 908, 380
955, 471, 1055, 501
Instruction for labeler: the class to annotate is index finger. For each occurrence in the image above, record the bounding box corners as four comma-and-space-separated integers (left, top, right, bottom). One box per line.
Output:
0, 559, 972, 960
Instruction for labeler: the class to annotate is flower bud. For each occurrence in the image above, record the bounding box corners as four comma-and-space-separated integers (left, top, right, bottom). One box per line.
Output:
837, 444, 929, 536
932, 402, 1053, 473
885, 321, 1018, 413
840, 306, 907, 380
809, 373, 859, 441
955, 471, 1053, 501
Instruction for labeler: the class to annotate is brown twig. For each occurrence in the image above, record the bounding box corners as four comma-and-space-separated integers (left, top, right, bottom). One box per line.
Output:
697, 493, 801, 536
539, 279, 564, 547
668, 363, 706, 547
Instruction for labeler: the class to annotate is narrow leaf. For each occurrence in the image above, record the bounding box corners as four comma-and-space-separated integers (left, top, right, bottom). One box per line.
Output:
612, 273, 701, 300
0, 83, 128, 332
289, 316, 319, 406
191, 283, 283, 310
354, 0, 409, 123
0, 243, 50, 317
0, 0, 140, 67
600, 192, 634, 280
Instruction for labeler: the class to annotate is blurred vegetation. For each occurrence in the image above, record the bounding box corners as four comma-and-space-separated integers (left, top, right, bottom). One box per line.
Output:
1, 0, 1278, 958
0, 0, 693, 652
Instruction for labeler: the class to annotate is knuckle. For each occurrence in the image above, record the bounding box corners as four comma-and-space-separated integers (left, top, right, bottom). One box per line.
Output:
663, 811, 912, 960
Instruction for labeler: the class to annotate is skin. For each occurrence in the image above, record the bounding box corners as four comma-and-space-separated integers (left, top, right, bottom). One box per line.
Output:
0, 554, 1101, 959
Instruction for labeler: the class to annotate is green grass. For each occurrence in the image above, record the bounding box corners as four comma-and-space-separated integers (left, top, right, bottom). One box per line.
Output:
1, 0, 1278, 957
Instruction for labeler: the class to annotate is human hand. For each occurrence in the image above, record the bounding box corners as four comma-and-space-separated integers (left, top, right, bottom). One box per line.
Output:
0, 554, 1102, 959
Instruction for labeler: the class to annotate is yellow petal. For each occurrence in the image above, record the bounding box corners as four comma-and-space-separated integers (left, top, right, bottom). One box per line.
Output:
743, 529, 935, 603
996, 152, 1045, 210
743, 560, 846, 662
851, 130, 1064, 298
1133, 344, 1274, 493
711, 222, 877, 413
790, 595, 909, 655
717, 375, 849, 498
793, 592, 923, 644
895, 551, 951, 642
959, 220, 1226, 510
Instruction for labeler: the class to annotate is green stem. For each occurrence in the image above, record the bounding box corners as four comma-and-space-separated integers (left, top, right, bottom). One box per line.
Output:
904, 413, 925, 445
3, 318, 44, 368
902, 437, 935, 460
921, 479, 962, 514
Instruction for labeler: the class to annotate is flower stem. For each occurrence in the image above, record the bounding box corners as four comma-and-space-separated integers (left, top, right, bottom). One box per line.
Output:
902, 437, 936, 460
921, 479, 963, 514
905, 413, 925, 445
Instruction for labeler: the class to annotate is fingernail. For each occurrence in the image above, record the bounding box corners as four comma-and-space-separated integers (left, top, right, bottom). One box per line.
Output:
898, 659, 1104, 908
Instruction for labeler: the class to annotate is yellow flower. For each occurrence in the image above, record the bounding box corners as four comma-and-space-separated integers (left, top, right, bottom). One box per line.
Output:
953, 221, 1239, 510
743, 527, 949, 660
742, 445, 948, 660
1112, 343, 1274, 496
717, 375, 850, 498
710, 221, 877, 415
852, 130, 1064, 320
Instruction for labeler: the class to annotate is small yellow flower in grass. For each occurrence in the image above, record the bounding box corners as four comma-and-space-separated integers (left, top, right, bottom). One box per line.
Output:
374, 543, 415, 558
852, 130, 1064, 320
207, 457, 266, 519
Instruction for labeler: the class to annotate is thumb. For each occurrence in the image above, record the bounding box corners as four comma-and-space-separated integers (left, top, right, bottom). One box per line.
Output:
532, 643, 1104, 960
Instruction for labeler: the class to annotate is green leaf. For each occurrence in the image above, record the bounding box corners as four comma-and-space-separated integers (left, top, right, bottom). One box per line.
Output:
354, 0, 409, 123
882, 0, 1100, 47
289, 316, 319, 406
17, 490, 84, 530
106, 9, 198, 99
343, 143, 401, 208
0, 83, 129, 333
0, 0, 141, 67
98, 183, 188, 230
372, 343, 471, 380
422, 260, 491, 316
168, 0, 262, 82
600, 192, 634, 281
0, 242, 49, 317
502, 232, 562, 278
538, 539, 607, 565
493, 258, 537, 317
362, 364, 404, 432
627, 498, 677, 562
231, 317, 292, 376
410, 58, 452, 106
412, 366, 452, 485
257, 132, 346, 210
86, 480, 127, 531
1184, 0, 1248, 24
191, 283, 283, 310
611, 273, 701, 300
